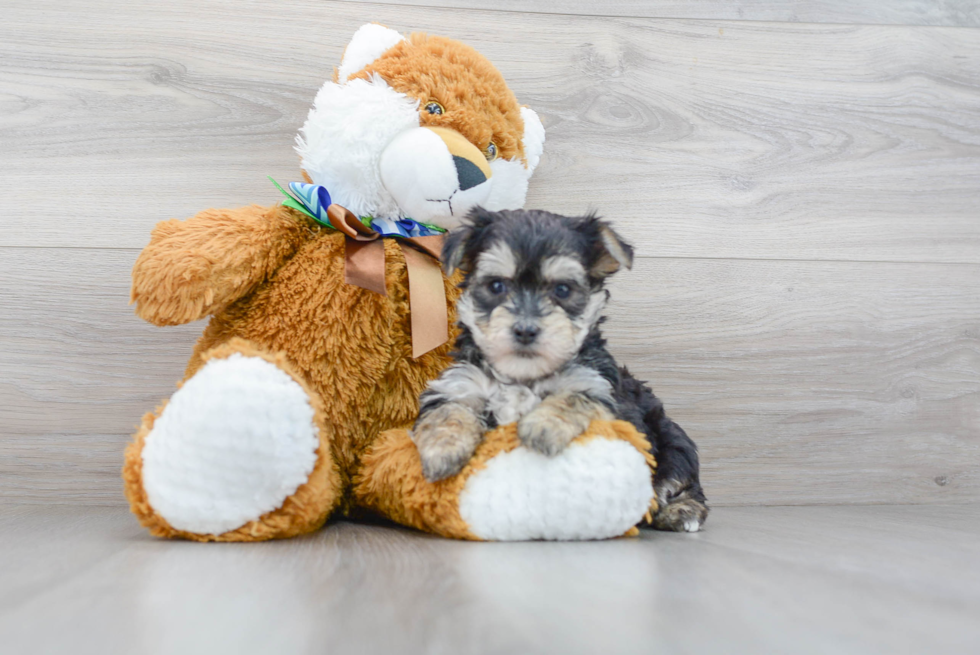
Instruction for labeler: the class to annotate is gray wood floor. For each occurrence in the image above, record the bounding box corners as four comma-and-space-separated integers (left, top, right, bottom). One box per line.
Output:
2, 504, 978, 655
2, 0, 979, 508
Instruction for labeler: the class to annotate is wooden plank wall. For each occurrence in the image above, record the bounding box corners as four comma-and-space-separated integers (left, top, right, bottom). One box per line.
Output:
1, 0, 978, 506
336, 0, 980, 27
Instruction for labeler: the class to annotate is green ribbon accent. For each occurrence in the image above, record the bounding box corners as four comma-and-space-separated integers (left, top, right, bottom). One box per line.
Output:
269, 176, 322, 224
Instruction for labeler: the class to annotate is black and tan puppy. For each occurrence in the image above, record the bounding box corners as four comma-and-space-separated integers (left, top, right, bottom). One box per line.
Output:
411, 208, 709, 532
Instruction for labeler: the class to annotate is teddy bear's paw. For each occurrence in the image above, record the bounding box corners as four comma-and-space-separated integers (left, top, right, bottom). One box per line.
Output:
141, 353, 320, 535
458, 436, 654, 541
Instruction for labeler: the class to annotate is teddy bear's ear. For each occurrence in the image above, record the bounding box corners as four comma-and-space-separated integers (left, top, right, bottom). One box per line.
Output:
520, 107, 546, 174
337, 23, 405, 83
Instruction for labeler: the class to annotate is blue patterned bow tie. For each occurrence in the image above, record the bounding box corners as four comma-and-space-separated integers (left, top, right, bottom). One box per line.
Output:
270, 178, 446, 237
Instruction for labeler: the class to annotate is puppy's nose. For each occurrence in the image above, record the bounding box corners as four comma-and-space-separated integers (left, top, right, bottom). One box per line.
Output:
512, 324, 540, 345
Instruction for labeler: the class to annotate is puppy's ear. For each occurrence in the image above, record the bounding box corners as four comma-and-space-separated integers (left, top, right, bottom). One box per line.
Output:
441, 224, 473, 276
591, 222, 634, 278
442, 207, 500, 276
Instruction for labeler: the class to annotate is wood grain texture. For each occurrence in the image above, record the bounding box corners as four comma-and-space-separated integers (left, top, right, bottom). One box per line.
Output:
2, 1, 980, 262
1, 505, 979, 654
337, 0, 980, 27
2, 1, 979, 509
2, 248, 977, 506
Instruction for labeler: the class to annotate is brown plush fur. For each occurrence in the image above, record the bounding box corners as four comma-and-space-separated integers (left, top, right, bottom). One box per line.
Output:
355, 420, 657, 540
353, 33, 527, 165
131, 205, 314, 327
128, 206, 464, 519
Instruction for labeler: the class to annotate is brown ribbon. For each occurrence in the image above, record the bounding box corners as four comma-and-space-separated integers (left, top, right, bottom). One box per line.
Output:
328, 204, 449, 359
400, 242, 449, 359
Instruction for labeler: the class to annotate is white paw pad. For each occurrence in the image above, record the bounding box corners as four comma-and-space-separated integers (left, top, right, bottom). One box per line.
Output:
458, 438, 654, 541
142, 354, 319, 535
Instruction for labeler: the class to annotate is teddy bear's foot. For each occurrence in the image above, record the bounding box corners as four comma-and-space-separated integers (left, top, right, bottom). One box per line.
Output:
458, 433, 655, 541
123, 340, 342, 541
355, 420, 656, 541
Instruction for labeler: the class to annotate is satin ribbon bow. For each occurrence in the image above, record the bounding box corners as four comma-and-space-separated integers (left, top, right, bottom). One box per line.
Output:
272, 178, 449, 358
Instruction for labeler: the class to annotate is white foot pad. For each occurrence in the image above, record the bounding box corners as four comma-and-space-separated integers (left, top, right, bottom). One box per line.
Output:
458, 438, 654, 541
142, 354, 319, 535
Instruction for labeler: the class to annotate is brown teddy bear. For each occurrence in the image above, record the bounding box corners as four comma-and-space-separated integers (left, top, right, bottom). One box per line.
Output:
122, 24, 656, 542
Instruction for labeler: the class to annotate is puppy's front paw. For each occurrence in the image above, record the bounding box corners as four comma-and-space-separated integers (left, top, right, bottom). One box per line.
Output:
518, 405, 582, 456
518, 394, 606, 456
411, 404, 484, 482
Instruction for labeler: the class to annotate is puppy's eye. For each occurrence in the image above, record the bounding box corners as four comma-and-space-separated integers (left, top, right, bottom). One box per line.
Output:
554, 283, 572, 299
484, 142, 498, 161
488, 279, 507, 295
424, 101, 444, 115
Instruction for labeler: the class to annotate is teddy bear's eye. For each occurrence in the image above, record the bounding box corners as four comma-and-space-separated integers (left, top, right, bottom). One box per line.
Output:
484, 142, 498, 161
424, 101, 444, 115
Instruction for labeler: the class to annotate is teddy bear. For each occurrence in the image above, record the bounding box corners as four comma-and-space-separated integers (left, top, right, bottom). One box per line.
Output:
122, 24, 657, 542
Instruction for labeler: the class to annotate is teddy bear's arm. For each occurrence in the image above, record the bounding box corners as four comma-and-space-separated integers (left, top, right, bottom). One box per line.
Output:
131, 205, 315, 326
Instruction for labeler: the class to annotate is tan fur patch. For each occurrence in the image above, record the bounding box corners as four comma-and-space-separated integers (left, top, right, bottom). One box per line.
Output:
541, 255, 587, 284
592, 225, 634, 277
475, 241, 517, 279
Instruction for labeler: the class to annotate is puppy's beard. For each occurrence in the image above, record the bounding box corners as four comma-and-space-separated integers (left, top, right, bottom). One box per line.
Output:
457, 291, 608, 382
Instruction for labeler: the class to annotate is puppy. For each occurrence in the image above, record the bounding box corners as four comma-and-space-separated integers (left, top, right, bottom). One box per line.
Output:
412, 208, 709, 532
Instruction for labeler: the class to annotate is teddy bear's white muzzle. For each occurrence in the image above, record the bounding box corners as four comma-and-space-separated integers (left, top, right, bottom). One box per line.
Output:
379, 126, 493, 228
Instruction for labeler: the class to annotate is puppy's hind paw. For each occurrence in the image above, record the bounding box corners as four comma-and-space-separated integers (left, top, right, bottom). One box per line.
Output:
651, 497, 709, 533
411, 404, 484, 482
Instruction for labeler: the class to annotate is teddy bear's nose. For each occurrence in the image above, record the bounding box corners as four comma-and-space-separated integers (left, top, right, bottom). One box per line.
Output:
426, 126, 493, 183
453, 155, 488, 191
